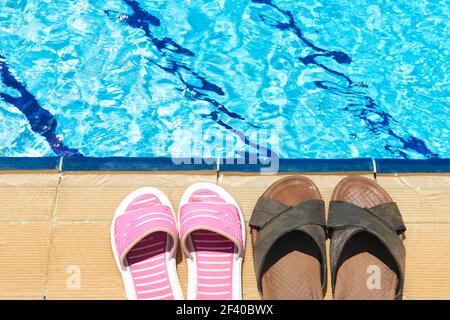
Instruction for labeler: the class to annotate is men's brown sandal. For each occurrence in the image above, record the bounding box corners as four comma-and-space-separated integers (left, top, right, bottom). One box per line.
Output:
328, 176, 406, 300
249, 176, 327, 300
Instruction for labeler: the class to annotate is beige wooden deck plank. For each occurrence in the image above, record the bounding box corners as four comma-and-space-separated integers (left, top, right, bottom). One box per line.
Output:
44, 221, 201, 299
0, 173, 59, 221
55, 173, 217, 221
42, 214, 450, 300
402, 223, 450, 299
45, 222, 125, 300
376, 175, 450, 224
2, 172, 448, 300
0, 221, 51, 299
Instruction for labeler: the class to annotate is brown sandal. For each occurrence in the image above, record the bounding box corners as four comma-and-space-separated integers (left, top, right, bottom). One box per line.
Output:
328, 176, 406, 300
249, 176, 327, 300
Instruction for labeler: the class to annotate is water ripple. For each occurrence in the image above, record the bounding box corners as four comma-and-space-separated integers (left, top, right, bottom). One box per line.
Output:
251, 0, 438, 159
0, 0, 447, 159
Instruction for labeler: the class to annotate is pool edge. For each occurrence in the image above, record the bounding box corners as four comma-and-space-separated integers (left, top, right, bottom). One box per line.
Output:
0, 157, 449, 174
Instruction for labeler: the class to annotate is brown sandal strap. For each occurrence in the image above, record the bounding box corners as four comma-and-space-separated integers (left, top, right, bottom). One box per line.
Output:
329, 201, 406, 234
367, 202, 406, 233
250, 197, 325, 229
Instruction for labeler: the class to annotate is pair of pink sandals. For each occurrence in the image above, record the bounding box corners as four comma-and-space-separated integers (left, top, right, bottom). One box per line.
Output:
111, 182, 245, 300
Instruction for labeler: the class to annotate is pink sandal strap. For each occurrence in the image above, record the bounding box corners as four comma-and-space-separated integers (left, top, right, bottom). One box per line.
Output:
179, 202, 243, 259
114, 205, 177, 269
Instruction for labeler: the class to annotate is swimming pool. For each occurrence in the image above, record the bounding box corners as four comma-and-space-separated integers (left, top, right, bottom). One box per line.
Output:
0, 0, 448, 159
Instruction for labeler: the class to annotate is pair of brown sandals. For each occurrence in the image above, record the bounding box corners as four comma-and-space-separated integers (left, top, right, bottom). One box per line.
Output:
250, 176, 406, 300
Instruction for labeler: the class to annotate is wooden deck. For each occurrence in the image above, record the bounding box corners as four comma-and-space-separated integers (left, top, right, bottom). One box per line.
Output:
0, 170, 449, 299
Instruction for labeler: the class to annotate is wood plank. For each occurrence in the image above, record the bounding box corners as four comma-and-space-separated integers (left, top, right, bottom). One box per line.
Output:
402, 223, 450, 299
0, 173, 59, 221
55, 173, 217, 221
1, 172, 446, 300
0, 221, 51, 299
45, 222, 125, 300
376, 175, 450, 224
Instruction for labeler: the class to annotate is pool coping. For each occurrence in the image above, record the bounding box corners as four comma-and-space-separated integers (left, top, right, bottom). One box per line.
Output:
0, 157, 449, 174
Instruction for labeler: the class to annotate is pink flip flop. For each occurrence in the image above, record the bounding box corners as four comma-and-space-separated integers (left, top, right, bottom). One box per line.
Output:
111, 187, 183, 300
179, 182, 245, 300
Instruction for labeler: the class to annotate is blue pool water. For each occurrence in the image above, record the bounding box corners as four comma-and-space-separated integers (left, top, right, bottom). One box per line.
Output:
0, 0, 448, 159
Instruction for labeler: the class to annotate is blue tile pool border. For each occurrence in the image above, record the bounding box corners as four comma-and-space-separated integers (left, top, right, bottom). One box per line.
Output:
0, 157, 60, 171
0, 157, 449, 173
374, 158, 450, 174
218, 158, 374, 173
61, 157, 217, 172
